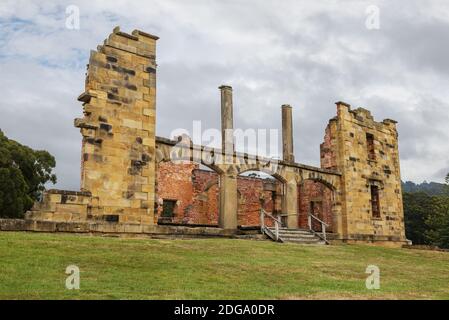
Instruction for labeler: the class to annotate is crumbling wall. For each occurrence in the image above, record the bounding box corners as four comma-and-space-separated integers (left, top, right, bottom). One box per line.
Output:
74, 27, 158, 224
26, 190, 91, 222
321, 102, 405, 241
155, 161, 281, 227
28, 27, 160, 225
320, 119, 338, 171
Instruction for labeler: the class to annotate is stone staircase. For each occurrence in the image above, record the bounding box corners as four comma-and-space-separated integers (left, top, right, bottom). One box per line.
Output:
264, 227, 327, 245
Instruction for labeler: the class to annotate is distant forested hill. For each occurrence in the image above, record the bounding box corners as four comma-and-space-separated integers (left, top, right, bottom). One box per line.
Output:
402, 181, 448, 195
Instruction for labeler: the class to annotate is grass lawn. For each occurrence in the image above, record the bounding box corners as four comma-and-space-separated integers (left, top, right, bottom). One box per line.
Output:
0, 231, 449, 299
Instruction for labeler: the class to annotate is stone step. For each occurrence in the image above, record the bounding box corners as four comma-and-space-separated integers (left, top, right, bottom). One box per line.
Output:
267, 228, 315, 236
274, 230, 316, 236
277, 227, 310, 231
264, 227, 326, 245
284, 240, 326, 245
281, 237, 321, 242
277, 234, 317, 240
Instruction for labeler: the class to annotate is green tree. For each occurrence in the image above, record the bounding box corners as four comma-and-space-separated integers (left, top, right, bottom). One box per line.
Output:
425, 195, 449, 248
0, 129, 56, 218
403, 192, 433, 245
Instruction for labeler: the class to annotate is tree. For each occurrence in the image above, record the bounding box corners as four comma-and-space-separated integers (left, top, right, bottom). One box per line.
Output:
403, 192, 433, 245
0, 129, 56, 218
425, 195, 449, 248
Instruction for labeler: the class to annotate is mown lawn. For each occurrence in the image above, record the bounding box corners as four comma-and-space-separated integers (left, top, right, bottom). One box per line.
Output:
0, 232, 448, 299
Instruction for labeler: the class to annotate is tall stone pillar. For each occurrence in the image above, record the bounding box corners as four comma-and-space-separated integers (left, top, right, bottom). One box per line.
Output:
217, 85, 238, 230
281, 104, 295, 163
219, 85, 234, 158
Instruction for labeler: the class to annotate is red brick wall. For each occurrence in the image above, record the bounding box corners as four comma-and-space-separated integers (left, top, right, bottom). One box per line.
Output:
156, 162, 283, 226
237, 176, 280, 227
190, 169, 219, 224
298, 180, 333, 231
156, 162, 333, 229
155, 162, 198, 224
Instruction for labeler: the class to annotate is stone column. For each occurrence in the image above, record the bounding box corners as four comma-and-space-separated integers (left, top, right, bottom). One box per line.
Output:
219, 172, 238, 230
331, 189, 343, 235
282, 104, 295, 163
282, 171, 298, 228
217, 85, 237, 230
219, 85, 234, 159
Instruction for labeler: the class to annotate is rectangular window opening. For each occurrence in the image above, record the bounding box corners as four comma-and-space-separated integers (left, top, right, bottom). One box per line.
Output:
366, 133, 376, 161
370, 185, 380, 218
161, 199, 176, 218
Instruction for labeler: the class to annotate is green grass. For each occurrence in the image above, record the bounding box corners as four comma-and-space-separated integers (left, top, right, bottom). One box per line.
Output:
1, 232, 449, 299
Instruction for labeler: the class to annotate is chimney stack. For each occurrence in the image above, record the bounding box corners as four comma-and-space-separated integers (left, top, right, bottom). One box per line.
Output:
219, 85, 234, 156
282, 104, 294, 162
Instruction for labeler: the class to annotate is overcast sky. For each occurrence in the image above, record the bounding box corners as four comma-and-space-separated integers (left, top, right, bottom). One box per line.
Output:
1, 0, 448, 190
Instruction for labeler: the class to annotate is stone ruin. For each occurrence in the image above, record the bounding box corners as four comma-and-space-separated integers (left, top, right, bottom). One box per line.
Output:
17, 27, 406, 245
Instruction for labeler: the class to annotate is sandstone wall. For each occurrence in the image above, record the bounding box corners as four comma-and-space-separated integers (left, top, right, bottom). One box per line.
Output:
74, 27, 158, 224
320, 102, 406, 241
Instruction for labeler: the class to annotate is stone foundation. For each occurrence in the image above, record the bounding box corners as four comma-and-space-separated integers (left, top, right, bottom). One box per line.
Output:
0, 218, 263, 240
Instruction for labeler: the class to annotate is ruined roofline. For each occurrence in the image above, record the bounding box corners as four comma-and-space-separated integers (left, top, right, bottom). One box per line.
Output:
88, 26, 160, 61
112, 26, 160, 41
155, 136, 342, 176
334, 101, 398, 126
132, 29, 160, 40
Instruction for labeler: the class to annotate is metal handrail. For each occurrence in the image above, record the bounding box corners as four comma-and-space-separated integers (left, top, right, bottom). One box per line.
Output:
260, 209, 283, 242
308, 212, 329, 244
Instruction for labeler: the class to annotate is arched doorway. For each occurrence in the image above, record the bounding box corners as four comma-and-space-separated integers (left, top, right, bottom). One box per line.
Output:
236, 170, 286, 227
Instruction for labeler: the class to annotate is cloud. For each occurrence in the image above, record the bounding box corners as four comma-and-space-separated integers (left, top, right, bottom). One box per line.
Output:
0, 0, 448, 189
